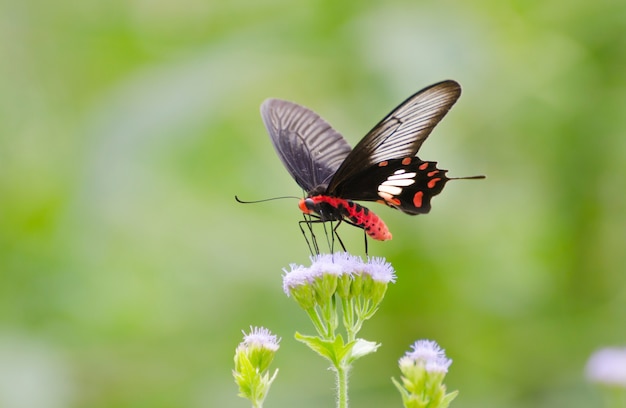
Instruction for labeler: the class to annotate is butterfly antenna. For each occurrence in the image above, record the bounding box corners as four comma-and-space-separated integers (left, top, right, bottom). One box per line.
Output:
235, 195, 300, 204
449, 174, 486, 180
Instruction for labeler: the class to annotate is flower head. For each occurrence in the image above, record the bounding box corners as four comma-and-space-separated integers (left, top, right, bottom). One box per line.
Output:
364, 256, 397, 283
403, 339, 452, 373
282, 253, 396, 343
586, 347, 626, 388
242, 326, 281, 352
233, 326, 280, 407
359, 256, 396, 304
283, 252, 395, 307
282, 264, 313, 295
236, 326, 281, 373
393, 339, 457, 408
309, 252, 355, 276
282, 255, 348, 308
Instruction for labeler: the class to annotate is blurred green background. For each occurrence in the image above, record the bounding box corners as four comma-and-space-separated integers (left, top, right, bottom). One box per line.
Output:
1, 0, 625, 407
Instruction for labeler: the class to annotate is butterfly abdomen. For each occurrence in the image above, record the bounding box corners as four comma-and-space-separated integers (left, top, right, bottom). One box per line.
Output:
299, 195, 392, 241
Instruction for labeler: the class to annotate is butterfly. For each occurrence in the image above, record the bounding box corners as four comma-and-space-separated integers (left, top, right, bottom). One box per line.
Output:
259, 80, 484, 251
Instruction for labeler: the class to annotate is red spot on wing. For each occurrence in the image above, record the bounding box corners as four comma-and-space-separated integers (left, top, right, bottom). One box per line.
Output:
413, 191, 424, 208
428, 178, 441, 189
427, 170, 439, 177
402, 157, 412, 165
388, 197, 401, 206
378, 161, 389, 167
419, 162, 429, 170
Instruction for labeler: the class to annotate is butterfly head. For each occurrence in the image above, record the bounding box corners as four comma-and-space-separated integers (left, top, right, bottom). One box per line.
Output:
298, 198, 315, 214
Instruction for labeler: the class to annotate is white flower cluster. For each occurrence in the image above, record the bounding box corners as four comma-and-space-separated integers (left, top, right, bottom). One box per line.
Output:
282, 252, 396, 296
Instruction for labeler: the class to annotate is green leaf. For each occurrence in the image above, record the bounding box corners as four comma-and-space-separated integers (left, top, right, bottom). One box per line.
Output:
294, 332, 354, 365
439, 390, 459, 408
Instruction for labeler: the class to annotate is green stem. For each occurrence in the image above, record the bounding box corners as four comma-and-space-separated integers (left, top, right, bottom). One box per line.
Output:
305, 308, 327, 338
342, 297, 356, 342
335, 361, 350, 408
320, 299, 336, 339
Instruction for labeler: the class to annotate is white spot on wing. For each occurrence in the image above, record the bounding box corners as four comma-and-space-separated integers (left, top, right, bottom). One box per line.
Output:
387, 172, 416, 181
378, 191, 393, 200
378, 184, 402, 196
382, 178, 415, 187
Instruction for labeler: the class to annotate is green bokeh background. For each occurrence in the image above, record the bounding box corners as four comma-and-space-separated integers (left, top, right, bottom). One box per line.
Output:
1, 0, 625, 407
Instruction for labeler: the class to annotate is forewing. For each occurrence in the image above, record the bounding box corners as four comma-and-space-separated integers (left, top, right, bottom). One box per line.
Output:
261, 99, 352, 192
327, 80, 461, 193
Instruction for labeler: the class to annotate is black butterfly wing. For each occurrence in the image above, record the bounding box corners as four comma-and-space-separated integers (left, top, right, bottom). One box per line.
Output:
261, 98, 352, 192
326, 80, 461, 195
327, 157, 451, 215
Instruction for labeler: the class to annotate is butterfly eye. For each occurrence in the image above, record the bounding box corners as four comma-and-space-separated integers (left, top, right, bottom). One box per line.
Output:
304, 198, 316, 210
298, 198, 317, 214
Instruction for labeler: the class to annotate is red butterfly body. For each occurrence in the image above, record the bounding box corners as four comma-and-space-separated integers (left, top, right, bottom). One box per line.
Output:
298, 195, 392, 241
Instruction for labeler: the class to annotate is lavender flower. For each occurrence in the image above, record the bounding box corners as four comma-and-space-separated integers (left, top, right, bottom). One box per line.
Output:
282, 252, 395, 407
310, 252, 359, 276
282, 252, 396, 310
393, 339, 458, 408
233, 326, 280, 408
586, 347, 626, 388
242, 326, 280, 351
401, 339, 453, 374
282, 264, 317, 308
364, 256, 397, 284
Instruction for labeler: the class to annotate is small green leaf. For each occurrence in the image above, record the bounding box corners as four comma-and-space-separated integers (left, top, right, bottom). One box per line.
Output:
440, 390, 459, 408
294, 332, 355, 365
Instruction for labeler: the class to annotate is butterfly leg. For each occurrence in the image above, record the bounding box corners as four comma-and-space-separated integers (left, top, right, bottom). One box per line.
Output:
298, 216, 348, 254
333, 217, 371, 256
315, 218, 346, 254
363, 229, 369, 257
330, 220, 347, 253
299, 215, 321, 255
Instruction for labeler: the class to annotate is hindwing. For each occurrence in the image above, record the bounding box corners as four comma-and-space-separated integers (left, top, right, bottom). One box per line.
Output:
261, 98, 352, 192
330, 157, 450, 215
